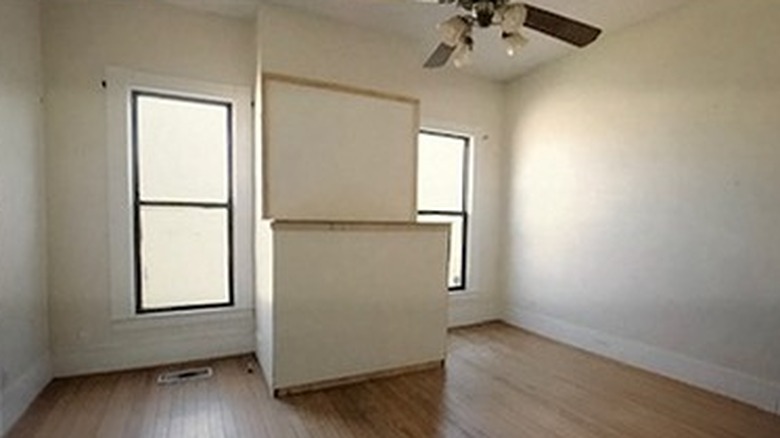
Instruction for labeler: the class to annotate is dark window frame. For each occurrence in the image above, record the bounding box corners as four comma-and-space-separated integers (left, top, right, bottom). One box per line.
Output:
417, 129, 470, 292
130, 90, 235, 314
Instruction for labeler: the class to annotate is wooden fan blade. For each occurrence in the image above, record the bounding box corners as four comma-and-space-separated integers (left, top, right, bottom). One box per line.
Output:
423, 43, 456, 68
524, 4, 602, 48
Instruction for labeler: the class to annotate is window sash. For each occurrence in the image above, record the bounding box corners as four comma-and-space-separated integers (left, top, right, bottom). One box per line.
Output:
136, 205, 232, 311
417, 129, 470, 292
131, 90, 235, 313
417, 132, 466, 211
418, 210, 468, 291
134, 93, 231, 203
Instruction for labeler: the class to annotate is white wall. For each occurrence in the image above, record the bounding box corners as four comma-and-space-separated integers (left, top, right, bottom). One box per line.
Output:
257, 4, 504, 327
43, 0, 257, 376
503, 0, 780, 412
0, 0, 52, 433
263, 75, 419, 222
253, 20, 274, 389
254, 220, 274, 388
271, 222, 449, 390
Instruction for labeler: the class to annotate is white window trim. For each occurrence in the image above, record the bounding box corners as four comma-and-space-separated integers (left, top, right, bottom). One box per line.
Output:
106, 67, 253, 321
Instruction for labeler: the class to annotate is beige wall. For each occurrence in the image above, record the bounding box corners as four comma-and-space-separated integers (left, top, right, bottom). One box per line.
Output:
43, 0, 257, 376
0, 0, 51, 433
503, 0, 780, 411
258, 4, 505, 327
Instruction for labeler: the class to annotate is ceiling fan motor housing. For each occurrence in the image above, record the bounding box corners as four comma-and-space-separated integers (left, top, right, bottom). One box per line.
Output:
474, 2, 494, 27
461, 0, 511, 27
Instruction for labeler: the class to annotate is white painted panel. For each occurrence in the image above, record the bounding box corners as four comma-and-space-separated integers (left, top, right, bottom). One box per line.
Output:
271, 223, 448, 389
264, 78, 418, 221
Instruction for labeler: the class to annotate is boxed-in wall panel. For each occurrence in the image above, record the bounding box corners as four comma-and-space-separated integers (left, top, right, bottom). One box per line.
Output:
271, 221, 448, 390
262, 74, 419, 221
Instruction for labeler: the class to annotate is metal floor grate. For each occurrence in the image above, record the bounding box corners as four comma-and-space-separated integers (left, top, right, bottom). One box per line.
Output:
157, 366, 213, 385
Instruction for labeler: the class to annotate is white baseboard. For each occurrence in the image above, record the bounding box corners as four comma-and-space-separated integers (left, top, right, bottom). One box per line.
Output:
448, 291, 499, 328
53, 330, 255, 377
504, 307, 780, 415
1, 355, 52, 436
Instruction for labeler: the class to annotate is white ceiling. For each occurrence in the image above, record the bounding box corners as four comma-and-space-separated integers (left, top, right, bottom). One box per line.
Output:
163, 0, 692, 81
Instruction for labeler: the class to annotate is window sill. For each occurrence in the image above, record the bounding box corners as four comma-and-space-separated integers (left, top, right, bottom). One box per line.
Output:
448, 289, 479, 298
111, 306, 252, 331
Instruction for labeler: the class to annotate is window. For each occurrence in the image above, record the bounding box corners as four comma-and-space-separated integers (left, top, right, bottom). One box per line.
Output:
131, 91, 234, 313
106, 69, 251, 320
417, 130, 470, 291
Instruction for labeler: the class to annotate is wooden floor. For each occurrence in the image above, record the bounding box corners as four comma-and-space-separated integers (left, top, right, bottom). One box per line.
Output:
9, 323, 780, 437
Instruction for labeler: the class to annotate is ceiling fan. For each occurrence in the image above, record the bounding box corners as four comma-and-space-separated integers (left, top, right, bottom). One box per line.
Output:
414, 0, 603, 68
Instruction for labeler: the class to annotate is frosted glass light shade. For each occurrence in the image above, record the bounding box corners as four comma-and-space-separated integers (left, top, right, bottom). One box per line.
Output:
501, 3, 528, 33
437, 16, 470, 46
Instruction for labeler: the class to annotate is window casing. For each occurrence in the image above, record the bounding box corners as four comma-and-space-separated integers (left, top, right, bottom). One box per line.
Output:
106, 68, 252, 321
417, 130, 470, 291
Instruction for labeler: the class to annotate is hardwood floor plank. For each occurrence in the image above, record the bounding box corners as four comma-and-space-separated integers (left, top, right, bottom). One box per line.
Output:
8, 323, 780, 437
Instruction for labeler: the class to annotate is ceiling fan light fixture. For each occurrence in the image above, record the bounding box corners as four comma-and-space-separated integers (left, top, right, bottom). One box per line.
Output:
452, 36, 474, 68
422, 1, 602, 69
500, 3, 528, 33
503, 31, 528, 56
437, 16, 470, 46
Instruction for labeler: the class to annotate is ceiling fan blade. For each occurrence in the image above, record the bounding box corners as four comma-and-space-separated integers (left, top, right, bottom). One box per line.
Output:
389, 0, 455, 3
524, 4, 602, 48
423, 43, 456, 68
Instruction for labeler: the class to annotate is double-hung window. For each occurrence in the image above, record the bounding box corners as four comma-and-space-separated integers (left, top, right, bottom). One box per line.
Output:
106, 69, 251, 320
131, 91, 234, 313
417, 130, 470, 291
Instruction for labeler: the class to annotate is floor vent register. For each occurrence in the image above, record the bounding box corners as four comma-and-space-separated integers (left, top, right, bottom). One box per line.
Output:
157, 366, 213, 385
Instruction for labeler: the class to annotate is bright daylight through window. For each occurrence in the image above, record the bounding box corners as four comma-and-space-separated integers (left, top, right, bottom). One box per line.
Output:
417, 130, 470, 291
132, 91, 234, 313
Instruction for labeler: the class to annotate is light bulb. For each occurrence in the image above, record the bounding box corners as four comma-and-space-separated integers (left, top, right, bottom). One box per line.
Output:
452, 42, 473, 68
503, 32, 528, 56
